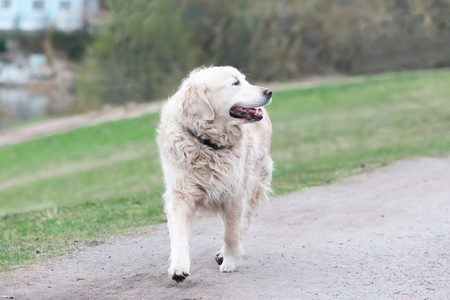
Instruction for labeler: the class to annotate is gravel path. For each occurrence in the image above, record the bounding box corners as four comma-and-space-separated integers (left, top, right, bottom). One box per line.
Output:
0, 102, 163, 147
1, 156, 449, 299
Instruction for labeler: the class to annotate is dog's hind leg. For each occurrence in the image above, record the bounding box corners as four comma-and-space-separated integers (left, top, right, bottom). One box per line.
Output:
165, 192, 195, 283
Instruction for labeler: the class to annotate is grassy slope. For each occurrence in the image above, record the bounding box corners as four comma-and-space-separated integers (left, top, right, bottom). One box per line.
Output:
271, 70, 450, 192
1, 70, 450, 270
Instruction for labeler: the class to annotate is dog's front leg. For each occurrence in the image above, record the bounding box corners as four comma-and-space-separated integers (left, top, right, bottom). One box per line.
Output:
219, 204, 244, 273
165, 192, 194, 283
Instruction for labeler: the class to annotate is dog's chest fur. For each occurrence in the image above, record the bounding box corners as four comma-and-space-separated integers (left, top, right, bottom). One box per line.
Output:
190, 146, 246, 203
159, 129, 254, 209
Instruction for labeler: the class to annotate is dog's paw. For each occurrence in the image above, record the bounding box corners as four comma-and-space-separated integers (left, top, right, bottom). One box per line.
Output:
215, 252, 224, 265
219, 256, 240, 273
169, 268, 190, 283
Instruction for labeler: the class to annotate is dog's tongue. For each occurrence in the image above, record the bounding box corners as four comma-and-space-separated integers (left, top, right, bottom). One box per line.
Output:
230, 106, 263, 121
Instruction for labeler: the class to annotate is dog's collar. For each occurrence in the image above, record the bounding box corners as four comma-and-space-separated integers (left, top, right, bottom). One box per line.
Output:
185, 127, 228, 150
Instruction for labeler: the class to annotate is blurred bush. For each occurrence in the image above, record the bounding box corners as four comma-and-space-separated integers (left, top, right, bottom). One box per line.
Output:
0, 35, 6, 53
5, 29, 90, 60
50, 30, 91, 61
78, 0, 450, 106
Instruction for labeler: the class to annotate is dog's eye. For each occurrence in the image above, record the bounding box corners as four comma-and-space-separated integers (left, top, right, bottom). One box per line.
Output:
232, 79, 240, 86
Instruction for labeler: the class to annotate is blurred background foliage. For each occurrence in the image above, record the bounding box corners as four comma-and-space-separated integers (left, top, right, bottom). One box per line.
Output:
77, 0, 450, 107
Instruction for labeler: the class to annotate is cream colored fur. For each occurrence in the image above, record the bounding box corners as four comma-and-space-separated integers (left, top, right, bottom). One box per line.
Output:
157, 66, 273, 282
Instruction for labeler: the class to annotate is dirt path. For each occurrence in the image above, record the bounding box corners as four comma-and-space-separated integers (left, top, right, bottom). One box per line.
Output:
1, 156, 449, 299
0, 102, 163, 147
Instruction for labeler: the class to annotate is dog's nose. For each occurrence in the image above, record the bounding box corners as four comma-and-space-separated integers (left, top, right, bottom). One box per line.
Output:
263, 89, 272, 98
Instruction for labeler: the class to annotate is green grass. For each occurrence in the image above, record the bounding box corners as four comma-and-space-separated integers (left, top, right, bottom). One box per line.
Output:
270, 70, 450, 192
1, 69, 450, 271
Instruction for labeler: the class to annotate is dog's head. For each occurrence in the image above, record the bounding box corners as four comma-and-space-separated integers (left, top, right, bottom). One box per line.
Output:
177, 66, 272, 126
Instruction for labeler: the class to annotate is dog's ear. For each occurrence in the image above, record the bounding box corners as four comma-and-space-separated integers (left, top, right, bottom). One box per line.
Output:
179, 78, 215, 121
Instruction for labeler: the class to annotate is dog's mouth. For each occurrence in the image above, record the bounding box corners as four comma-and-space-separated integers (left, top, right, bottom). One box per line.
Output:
229, 106, 263, 122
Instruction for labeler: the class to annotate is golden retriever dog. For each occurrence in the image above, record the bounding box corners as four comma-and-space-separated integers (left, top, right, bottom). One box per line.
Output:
157, 66, 273, 283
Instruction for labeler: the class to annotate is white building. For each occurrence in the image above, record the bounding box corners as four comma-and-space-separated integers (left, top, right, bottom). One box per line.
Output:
0, 0, 100, 32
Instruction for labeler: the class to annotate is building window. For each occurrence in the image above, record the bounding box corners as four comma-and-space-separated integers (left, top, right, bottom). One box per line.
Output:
1, 0, 12, 9
60, 1, 70, 10
32, 0, 45, 10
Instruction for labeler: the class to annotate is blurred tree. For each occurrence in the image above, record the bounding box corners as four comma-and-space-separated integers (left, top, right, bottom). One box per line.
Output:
184, 0, 250, 67
78, 0, 198, 106
78, 0, 450, 107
